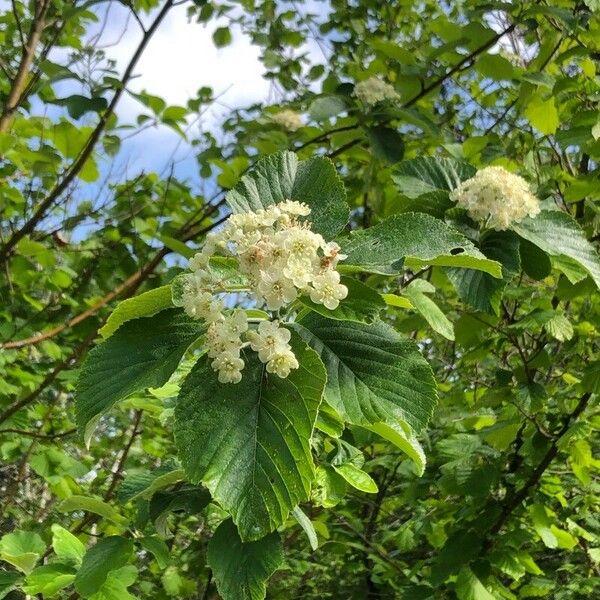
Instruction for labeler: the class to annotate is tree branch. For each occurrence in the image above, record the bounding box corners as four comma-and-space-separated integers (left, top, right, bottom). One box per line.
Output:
0, 0, 175, 263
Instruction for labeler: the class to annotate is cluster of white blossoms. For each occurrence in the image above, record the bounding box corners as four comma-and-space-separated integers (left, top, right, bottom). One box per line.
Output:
180, 200, 348, 383
450, 166, 541, 230
271, 109, 304, 131
354, 77, 399, 105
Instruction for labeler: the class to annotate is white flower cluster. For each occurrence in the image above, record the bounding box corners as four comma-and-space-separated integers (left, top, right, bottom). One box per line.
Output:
354, 77, 399, 105
180, 201, 348, 384
271, 109, 304, 131
450, 166, 540, 230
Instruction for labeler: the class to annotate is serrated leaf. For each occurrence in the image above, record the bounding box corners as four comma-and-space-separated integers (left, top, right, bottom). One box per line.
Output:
340, 213, 502, 277
524, 94, 559, 135
225, 151, 349, 238
293, 314, 437, 467
139, 537, 171, 569
174, 334, 326, 541
74, 537, 133, 598
99, 286, 174, 339
392, 156, 475, 198
544, 313, 573, 341
120, 468, 185, 503
455, 567, 495, 600
298, 277, 385, 323
89, 565, 137, 600
76, 309, 204, 442
512, 210, 600, 288
207, 519, 283, 600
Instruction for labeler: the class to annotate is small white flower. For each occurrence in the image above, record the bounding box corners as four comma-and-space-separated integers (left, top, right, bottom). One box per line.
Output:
257, 272, 298, 310
247, 320, 291, 362
450, 166, 540, 230
354, 77, 399, 105
283, 257, 317, 289
212, 350, 245, 384
309, 270, 348, 310
266, 349, 299, 378
322, 241, 347, 268
278, 200, 311, 216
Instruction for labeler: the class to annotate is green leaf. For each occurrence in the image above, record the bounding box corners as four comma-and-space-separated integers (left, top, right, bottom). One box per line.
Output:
446, 230, 521, 314
0, 531, 46, 574
331, 462, 378, 493
291, 506, 319, 551
89, 565, 137, 600
367, 126, 405, 164
512, 210, 600, 288
51, 524, 85, 565
392, 156, 475, 198
475, 53, 515, 80
74, 537, 133, 598
520, 238, 552, 280
544, 313, 573, 341
139, 537, 171, 569
174, 334, 325, 541
59, 495, 126, 525
308, 96, 346, 121
402, 279, 455, 339
22, 564, 76, 597
76, 309, 204, 442
99, 286, 174, 339
0, 571, 21, 599
524, 94, 559, 135
119, 467, 185, 503
293, 314, 437, 460
298, 277, 385, 323
213, 26, 232, 47
340, 213, 502, 277
455, 567, 495, 600
157, 234, 195, 259
581, 362, 600, 394
363, 421, 426, 475
52, 94, 108, 119
207, 519, 283, 600
226, 151, 349, 238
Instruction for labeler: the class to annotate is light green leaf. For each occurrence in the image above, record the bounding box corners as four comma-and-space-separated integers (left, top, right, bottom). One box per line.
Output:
363, 421, 426, 475
99, 286, 174, 339
59, 496, 126, 526
291, 506, 319, 551
340, 213, 502, 277
22, 564, 76, 597
455, 567, 495, 600
51, 524, 85, 565
293, 314, 437, 467
76, 309, 204, 442
226, 151, 349, 238
157, 235, 195, 259
89, 565, 137, 600
308, 96, 346, 121
298, 277, 385, 323
403, 280, 455, 340
331, 463, 378, 493
544, 313, 573, 342
524, 94, 559, 135
512, 210, 600, 288
74, 537, 133, 598
392, 156, 475, 198
382, 293, 413, 309
174, 335, 325, 541
207, 519, 283, 600
0, 531, 46, 574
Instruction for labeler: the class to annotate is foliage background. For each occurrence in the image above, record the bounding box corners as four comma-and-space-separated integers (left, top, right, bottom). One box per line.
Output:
1, 0, 600, 598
